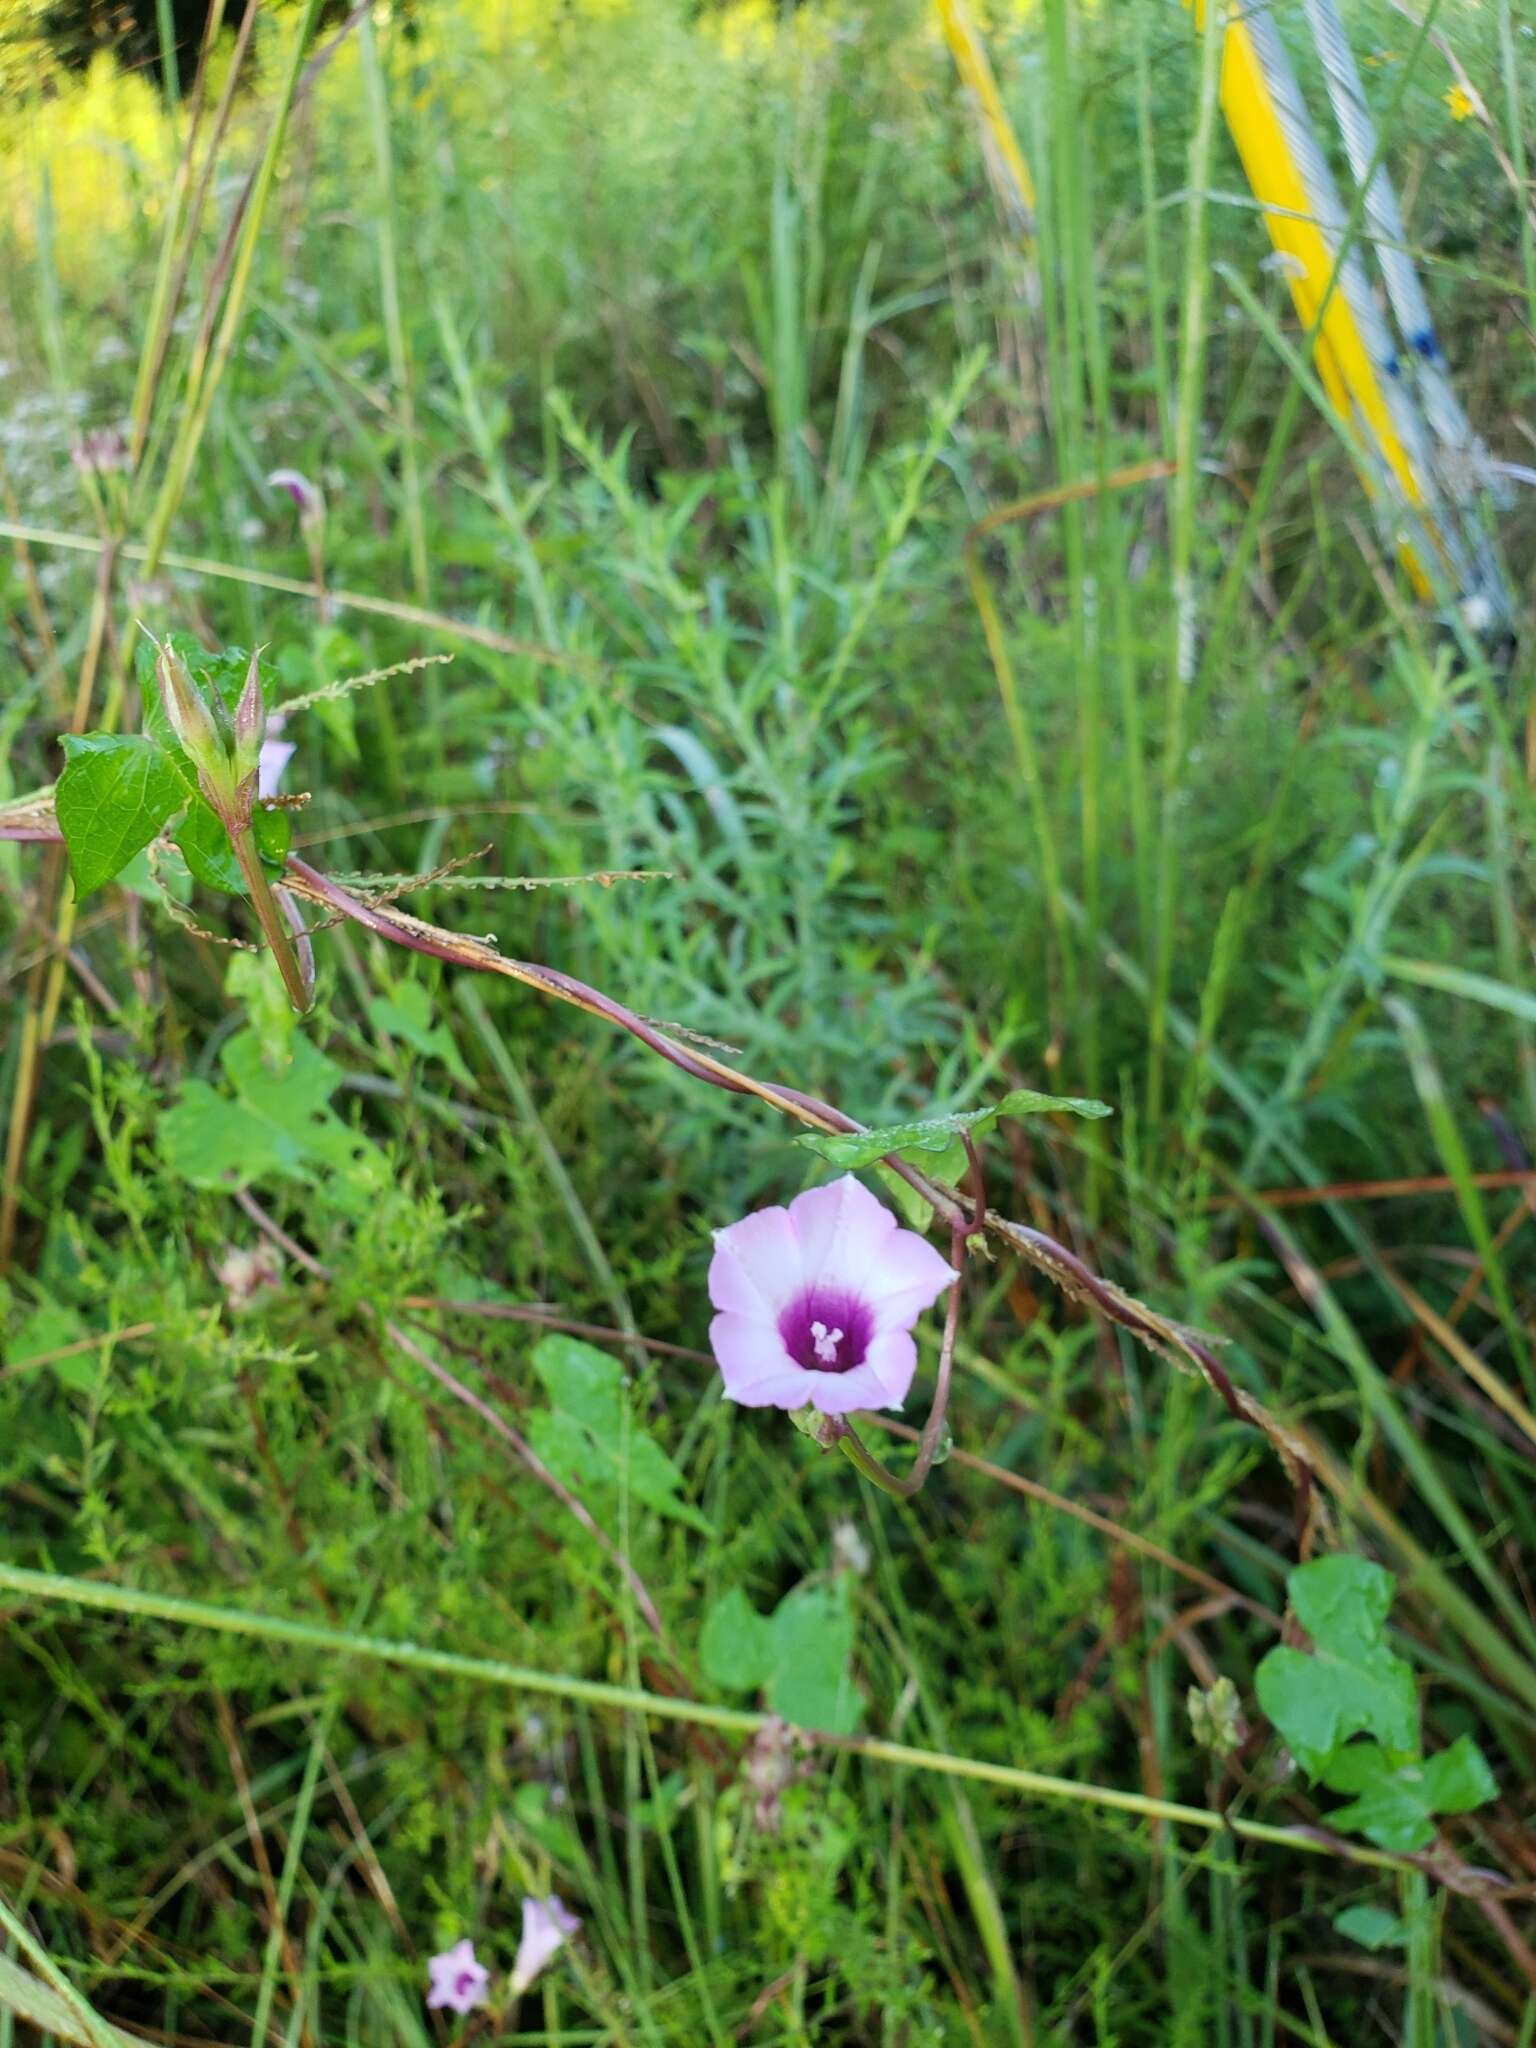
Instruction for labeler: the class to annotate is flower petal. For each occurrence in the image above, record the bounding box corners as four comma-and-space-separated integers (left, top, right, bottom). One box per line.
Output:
859, 1225, 957, 1319
511, 1895, 579, 1998
872, 1261, 958, 1343
861, 1328, 919, 1404
709, 1312, 807, 1406
426, 1939, 487, 2015
790, 1174, 956, 1323
800, 1359, 907, 1415
787, 1174, 898, 1289
257, 738, 295, 798
708, 1203, 804, 1317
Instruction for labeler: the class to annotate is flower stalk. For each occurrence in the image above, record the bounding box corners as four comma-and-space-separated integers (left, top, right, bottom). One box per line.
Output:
838, 1222, 967, 1498
231, 820, 314, 1013
153, 638, 313, 1013
834, 1143, 983, 1498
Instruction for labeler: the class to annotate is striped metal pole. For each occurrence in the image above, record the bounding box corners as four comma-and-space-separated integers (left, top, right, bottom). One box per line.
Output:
1190, 0, 1512, 639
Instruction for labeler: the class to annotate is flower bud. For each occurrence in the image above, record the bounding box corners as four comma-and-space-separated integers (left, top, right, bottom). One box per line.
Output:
1188, 1676, 1247, 1758
156, 639, 222, 759
267, 468, 324, 531
154, 637, 238, 813
231, 649, 266, 786
788, 1402, 846, 1450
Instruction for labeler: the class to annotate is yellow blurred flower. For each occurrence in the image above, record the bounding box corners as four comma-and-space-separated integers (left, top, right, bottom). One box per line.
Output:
1444, 83, 1477, 122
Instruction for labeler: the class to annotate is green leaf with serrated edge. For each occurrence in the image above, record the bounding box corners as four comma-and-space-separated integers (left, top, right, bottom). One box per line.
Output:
797, 1085, 1111, 1172
1255, 1557, 1417, 1775
1333, 1905, 1406, 1951
56, 734, 184, 898
767, 1580, 860, 1734
700, 1587, 775, 1693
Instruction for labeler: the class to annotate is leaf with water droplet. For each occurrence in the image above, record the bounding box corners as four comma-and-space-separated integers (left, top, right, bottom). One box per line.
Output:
797, 1087, 1111, 1173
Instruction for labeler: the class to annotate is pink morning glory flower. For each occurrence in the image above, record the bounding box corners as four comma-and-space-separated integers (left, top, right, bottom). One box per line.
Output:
708, 1174, 957, 1415
426, 1938, 489, 2014
510, 1895, 580, 1998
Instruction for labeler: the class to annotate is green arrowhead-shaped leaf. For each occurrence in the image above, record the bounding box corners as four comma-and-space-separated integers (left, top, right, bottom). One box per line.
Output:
700, 1579, 861, 1733
1318, 1735, 1496, 1853
700, 1588, 776, 1693
530, 1332, 624, 1435
1290, 1554, 1396, 1649
1333, 1905, 1406, 1951
159, 1079, 297, 1187
1258, 1559, 1497, 1851
56, 734, 184, 898
160, 1029, 380, 1189
767, 1580, 860, 1734
1418, 1732, 1499, 1815
527, 1335, 710, 1533
1255, 1557, 1417, 1775
798, 1086, 1111, 1173
368, 980, 474, 1085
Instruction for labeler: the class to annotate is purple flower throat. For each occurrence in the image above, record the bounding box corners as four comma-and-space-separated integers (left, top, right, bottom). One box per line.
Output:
778, 1289, 872, 1373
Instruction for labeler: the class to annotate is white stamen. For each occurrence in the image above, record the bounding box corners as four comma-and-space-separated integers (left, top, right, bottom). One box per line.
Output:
810, 1320, 844, 1364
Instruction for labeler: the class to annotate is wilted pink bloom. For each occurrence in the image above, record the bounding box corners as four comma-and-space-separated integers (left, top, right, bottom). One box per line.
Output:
266, 467, 323, 523
426, 1938, 488, 2014
71, 426, 128, 476
510, 1895, 580, 1998
708, 1174, 956, 1415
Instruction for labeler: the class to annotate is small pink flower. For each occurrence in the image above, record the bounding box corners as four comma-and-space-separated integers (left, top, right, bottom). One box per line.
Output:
426, 1938, 488, 2015
708, 1174, 956, 1415
510, 1895, 580, 1997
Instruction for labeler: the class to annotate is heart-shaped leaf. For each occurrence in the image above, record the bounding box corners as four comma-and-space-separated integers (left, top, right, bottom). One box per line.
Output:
56, 734, 184, 899
1255, 1557, 1417, 1775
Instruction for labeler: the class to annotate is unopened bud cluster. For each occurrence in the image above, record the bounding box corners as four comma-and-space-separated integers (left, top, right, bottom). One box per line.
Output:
155, 639, 266, 826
